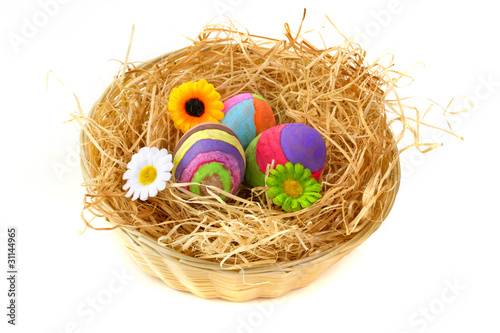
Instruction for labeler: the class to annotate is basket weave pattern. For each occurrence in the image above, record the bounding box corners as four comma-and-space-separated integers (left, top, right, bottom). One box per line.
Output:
80, 46, 401, 302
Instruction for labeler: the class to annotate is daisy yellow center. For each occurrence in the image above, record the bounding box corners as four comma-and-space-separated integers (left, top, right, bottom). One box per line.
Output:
138, 165, 157, 185
184, 98, 205, 117
283, 179, 303, 199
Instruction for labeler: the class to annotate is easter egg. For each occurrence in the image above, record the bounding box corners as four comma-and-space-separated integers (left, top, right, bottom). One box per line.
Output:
244, 123, 327, 188
173, 122, 246, 199
220, 93, 276, 150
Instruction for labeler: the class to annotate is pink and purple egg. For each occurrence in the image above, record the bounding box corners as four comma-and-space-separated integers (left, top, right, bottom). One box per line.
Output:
244, 123, 327, 188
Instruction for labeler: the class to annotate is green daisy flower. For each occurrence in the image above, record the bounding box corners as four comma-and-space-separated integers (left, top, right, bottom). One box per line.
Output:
266, 162, 322, 212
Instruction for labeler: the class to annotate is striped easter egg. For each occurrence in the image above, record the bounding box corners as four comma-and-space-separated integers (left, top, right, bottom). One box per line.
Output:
244, 123, 327, 188
173, 122, 245, 200
220, 93, 276, 150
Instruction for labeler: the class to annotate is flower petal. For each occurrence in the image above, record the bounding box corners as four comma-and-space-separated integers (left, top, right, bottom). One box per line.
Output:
266, 176, 279, 187
159, 154, 173, 164
291, 199, 301, 212
138, 147, 150, 157
303, 178, 318, 188
129, 152, 141, 164
178, 83, 192, 97
157, 149, 171, 161
148, 185, 158, 198
164, 162, 174, 172
126, 182, 140, 193
150, 147, 159, 156
154, 178, 167, 191
197, 79, 207, 91
309, 192, 322, 199
269, 168, 280, 177
123, 180, 132, 190
123, 169, 137, 180
267, 186, 282, 198
298, 197, 311, 209
158, 171, 172, 182
181, 121, 191, 133
197, 113, 214, 123
304, 192, 322, 203
139, 189, 149, 201
275, 164, 286, 174
305, 183, 322, 193
282, 197, 293, 212
125, 187, 134, 198
299, 168, 312, 181
131, 190, 140, 201
273, 193, 287, 206
209, 108, 224, 120
127, 158, 138, 170
170, 87, 181, 98
293, 163, 304, 178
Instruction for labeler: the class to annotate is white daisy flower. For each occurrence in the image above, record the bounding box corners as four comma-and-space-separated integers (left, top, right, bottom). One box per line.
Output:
122, 147, 174, 201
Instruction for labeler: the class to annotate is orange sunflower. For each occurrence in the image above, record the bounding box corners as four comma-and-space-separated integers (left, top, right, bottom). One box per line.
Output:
168, 79, 224, 133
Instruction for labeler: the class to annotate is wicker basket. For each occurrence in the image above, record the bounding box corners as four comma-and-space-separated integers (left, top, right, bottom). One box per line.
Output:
80, 48, 401, 302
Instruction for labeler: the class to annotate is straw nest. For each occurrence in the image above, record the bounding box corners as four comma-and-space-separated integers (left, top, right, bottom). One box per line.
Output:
75, 18, 412, 269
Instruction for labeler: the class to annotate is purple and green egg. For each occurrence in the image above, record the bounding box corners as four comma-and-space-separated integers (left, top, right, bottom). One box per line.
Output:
172, 123, 245, 200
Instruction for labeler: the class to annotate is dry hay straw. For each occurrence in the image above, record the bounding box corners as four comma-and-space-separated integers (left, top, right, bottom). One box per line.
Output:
74, 17, 428, 269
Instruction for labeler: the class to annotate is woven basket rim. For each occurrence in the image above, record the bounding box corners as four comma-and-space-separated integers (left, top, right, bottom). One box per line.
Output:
80, 44, 401, 274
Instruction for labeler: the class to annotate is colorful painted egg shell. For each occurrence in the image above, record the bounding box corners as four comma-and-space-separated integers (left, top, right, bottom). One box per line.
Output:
245, 123, 327, 188
220, 93, 276, 150
173, 122, 246, 199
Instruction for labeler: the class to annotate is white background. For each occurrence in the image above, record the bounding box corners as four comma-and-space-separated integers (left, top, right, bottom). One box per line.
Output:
1, 0, 499, 332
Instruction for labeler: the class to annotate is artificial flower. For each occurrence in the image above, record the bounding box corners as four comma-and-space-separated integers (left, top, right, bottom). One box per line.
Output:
266, 162, 322, 212
123, 147, 174, 201
168, 79, 224, 133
